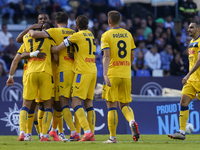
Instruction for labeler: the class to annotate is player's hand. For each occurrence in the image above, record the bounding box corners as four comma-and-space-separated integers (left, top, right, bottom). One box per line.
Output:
103, 75, 111, 87
30, 23, 42, 30
6, 78, 14, 87
182, 75, 189, 85
37, 49, 46, 58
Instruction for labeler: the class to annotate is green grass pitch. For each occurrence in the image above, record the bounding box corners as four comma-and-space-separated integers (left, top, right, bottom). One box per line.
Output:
0, 134, 200, 150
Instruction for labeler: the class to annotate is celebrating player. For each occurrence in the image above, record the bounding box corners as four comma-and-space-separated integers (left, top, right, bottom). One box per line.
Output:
29, 11, 80, 141
168, 20, 200, 140
101, 10, 140, 143
51, 15, 97, 141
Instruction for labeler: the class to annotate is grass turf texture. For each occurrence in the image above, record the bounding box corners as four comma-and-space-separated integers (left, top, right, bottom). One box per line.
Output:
0, 134, 200, 150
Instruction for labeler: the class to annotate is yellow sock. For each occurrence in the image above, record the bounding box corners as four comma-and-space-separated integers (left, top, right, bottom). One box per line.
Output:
74, 106, 90, 131
108, 108, 118, 137
62, 106, 76, 132
57, 112, 63, 133
86, 107, 96, 133
52, 110, 59, 129
34, 121, 39, 134
179, 106, 189, 131
19, 107, 29, 132
42, 109, 52, 135
38, 107, 44, 133
75, 113, 81, 134
26, 110, 35, 134
52, 110, 63, 133
121, 105, 135, 122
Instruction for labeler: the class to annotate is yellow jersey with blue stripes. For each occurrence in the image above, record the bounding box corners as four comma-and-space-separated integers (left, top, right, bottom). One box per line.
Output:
67, 29, 97, 74
188, 36, 200, 81
45, 27, 75, 73
101, 27, 136, 79
23, 33, 56, 76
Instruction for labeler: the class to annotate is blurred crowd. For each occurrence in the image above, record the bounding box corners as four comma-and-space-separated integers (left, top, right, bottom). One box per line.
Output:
0, 0, 199, 77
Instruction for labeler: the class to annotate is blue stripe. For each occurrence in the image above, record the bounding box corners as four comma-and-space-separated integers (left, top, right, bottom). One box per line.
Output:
54, 109, 62, 112
34, 121, 38, 125
29, 110, 35, 114
102, 47, 110, 51
39, 107, 44, 111
86, 107, 94, 112
44, 30, 50, 38
131, 48, 136, 51
45, 111, 48, 123
74, 105, 83, 112
76, 74, 81, 83
17, 52, 22, 55
62, 105, 69, 111
60, 72, 63, 82
51, 76, 54, 83
181, 106, 188, 111
121, 105, 128, 110
45, 108, 52, 113
21, 107, 29, 112
108, 107, 117, 111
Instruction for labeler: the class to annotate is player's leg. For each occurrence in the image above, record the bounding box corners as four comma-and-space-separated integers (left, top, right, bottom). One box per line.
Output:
84, 99, 96, 141
38, 102, 44, 138
39, 72, 53, 141
20, 72, 38, 141
74, 113, 81, 138
168, 81, 194, 140
58, 71, 77, 141
72, 97, 93, 141
33, 104, 40, 136
72, 73, 95, 141
119, 78, 140, 142
49, 99, 60, 141
25, 101, 37, 141
18, 99, 33, 141
84, 73, 96, 141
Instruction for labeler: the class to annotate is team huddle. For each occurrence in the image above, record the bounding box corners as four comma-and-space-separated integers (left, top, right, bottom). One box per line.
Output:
6, 11, 140, 143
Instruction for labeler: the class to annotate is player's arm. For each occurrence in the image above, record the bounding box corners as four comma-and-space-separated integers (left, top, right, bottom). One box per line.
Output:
51, 38, 70, 53
102, 49, 111, 87
28, 29, 49, 38
21, 49, 46, 59
16, 24, 42, 43
53, 53, 59, 63
182, 52, 200, 85
131, 50, 135, 64
6, 54, 22, 87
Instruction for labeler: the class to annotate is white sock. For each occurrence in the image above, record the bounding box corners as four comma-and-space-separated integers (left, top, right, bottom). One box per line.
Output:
43, 134, 47, 138
71, 130, 76, 136
20, 131, 25, 135
110, 136, 116, 140
129, 119, 135, 127
179, 130, 185, 135
84, 129, 91, 134
51, 128, 57, 132
40, 133, 42, 137
77, 133, 81, 137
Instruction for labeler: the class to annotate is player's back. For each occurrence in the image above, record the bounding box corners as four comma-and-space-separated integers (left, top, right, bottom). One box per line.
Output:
101, 28, 136, 79
68, 29, 97, 74
23, 33, 54, 76
45, 28, 75, 73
